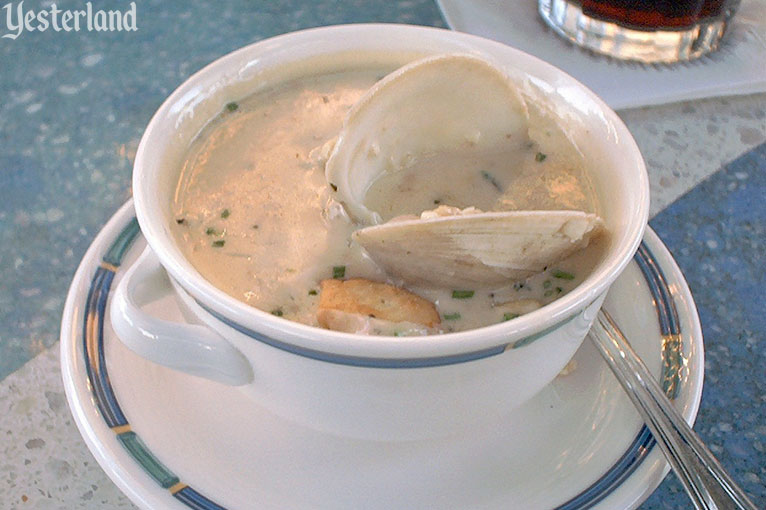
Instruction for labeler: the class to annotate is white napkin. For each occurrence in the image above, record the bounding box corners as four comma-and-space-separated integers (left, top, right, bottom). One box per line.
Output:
437, 0, 766, 109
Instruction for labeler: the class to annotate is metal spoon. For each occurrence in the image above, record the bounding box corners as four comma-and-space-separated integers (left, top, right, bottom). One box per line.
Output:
589, 309, 758, 510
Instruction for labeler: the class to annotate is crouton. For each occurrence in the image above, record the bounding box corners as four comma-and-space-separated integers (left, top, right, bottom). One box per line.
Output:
316, 309, 437, 336
317, 278, 440, 331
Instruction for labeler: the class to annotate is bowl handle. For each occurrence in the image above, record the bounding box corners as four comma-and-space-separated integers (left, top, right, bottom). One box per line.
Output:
109, 247, 253, 386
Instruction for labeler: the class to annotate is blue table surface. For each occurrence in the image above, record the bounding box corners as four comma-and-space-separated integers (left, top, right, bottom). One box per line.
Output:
0, 1, 763, 508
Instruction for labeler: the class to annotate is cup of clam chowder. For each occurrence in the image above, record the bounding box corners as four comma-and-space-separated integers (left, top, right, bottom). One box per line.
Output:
110, 24, 649, 441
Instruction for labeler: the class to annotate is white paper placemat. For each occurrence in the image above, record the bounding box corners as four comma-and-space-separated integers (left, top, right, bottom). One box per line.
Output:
436, 0, 766, 110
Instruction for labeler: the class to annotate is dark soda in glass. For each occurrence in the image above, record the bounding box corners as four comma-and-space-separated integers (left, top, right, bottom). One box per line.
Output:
539, 0, 741, 62
577, 0, 740, 31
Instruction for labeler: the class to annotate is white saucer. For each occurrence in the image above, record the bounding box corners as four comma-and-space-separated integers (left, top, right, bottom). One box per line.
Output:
61, 200, 704, 510
435, 0, 766, 109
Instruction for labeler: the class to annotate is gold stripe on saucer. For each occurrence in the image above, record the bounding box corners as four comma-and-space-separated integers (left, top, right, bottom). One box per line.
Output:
661, 333, 684, 398
100, 261, 120, 273
169, 482, 188, 495
85, 307, 100, 373
111, 424, 132, 434
662, 333, 682, 347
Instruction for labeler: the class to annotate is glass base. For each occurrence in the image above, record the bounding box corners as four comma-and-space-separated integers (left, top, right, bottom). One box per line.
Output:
538, 0, 732, 64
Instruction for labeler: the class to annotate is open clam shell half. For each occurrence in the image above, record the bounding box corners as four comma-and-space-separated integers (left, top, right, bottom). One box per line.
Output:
353, 208, 603, 288
325, 53, 530, 226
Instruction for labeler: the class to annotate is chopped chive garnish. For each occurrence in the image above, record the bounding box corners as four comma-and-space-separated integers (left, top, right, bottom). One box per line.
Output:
444, 312, 461, 320
543, 280, 552, 289
393, 331, 401, 337
221, 209, 230, 219
175, 218, 186, 225
452, 290, 475, 299
481, 170, 503, 192
503, 312, 519, 322
535, 152, 547, 162
270, 309, 283, 317
553, 270, 575, 280
329, 182, 338, 192
332, 265, 346, 279
205, 227, 216, 235
226, 102, 239, 112
212, 240, 225, 247
308, 289, 318, 296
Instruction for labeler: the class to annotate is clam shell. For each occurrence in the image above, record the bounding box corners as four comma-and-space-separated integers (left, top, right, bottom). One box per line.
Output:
353, 209, 604, 288
325, 53, 530, 225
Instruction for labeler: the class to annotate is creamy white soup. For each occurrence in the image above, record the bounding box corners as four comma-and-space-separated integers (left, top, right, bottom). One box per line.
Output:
171, 61, 605, 334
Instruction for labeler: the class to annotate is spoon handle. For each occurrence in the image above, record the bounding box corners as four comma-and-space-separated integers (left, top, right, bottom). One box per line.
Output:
588, 309, 758, 510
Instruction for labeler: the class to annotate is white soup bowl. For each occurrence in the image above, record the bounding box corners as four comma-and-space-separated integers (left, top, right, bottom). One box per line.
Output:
110, 24, 649, 441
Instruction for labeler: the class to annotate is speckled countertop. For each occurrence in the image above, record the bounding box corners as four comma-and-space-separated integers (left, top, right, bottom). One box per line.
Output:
0, 1, 764, 509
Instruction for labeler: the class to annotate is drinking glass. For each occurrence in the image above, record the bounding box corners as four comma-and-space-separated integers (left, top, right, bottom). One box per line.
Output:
538, 0, 741, 63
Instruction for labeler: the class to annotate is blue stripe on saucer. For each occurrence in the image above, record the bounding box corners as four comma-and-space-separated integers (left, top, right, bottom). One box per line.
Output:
82, 266, 127, 428
174, 487, 228, 510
